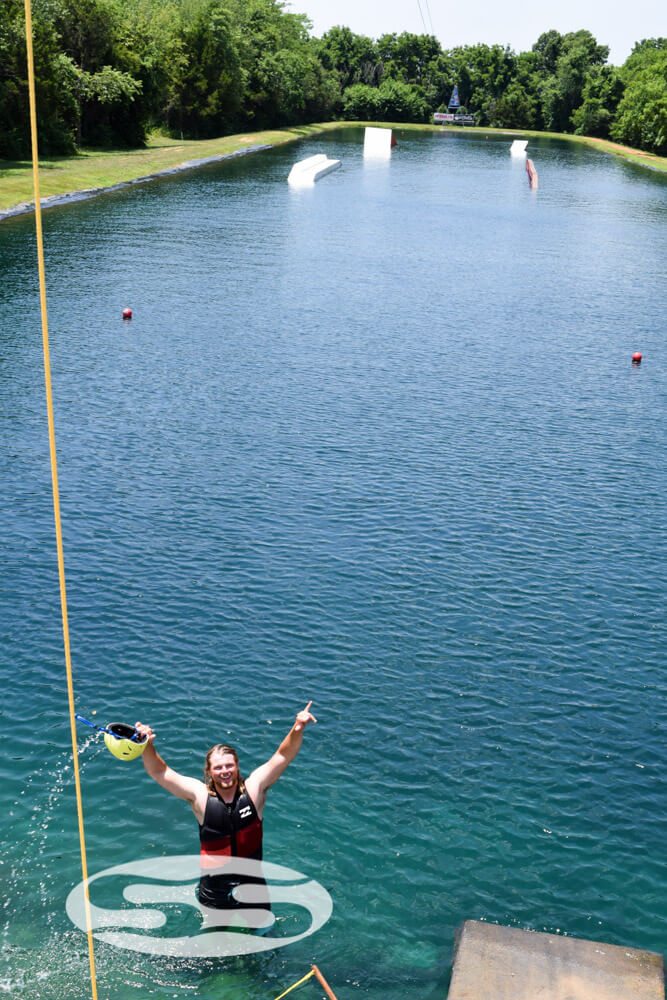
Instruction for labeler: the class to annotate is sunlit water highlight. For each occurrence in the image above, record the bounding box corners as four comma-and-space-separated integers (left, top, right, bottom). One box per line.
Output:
0, 128, 665, 999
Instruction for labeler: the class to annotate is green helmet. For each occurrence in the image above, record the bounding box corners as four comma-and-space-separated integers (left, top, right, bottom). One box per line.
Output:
104, 722, 148, 761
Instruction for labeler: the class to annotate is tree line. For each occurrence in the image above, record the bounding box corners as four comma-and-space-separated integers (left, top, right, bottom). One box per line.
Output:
1, 0, 665, 158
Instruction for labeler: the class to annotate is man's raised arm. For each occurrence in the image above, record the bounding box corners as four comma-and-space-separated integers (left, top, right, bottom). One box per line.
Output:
245, 702, 317, 814
135, 722, 203, 805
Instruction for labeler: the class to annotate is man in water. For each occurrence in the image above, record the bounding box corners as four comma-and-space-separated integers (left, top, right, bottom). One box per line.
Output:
134, 701, 316, 911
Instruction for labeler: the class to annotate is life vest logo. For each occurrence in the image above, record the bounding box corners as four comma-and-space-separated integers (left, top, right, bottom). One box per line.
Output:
65, 856, 333, 957
238, 805, 252, 819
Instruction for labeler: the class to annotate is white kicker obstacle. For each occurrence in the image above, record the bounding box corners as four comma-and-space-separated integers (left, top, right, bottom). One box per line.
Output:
363, 127, 395, 159
510, 139, 528, 156
287, 154, 341, 186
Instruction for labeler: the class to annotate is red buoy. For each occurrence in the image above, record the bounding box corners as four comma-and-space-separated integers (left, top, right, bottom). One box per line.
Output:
632, 351, 642, 365
122, 307, 132, 320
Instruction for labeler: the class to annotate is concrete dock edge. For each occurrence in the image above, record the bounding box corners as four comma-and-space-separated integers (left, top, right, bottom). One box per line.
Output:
447, 920, 665, 1000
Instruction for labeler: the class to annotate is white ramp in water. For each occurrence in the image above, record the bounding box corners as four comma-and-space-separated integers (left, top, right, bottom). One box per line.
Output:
288, 154, 341, 186
363, 126, 394, 159
510, 139, 528, 156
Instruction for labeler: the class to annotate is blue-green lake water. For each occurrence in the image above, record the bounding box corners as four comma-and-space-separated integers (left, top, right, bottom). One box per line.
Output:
1, 128, 665, 999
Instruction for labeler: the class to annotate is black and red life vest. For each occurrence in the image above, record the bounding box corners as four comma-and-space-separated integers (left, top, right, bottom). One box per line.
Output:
199, 786, 263, 868
198, 786, 267, 910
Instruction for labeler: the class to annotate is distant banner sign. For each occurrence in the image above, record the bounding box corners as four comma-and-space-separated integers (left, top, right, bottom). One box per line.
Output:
433, 112, 475, 125
448, 86, 460, 109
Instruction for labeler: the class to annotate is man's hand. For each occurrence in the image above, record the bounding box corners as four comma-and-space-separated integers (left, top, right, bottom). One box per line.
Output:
294, 701, 317, 732
135, 722, 156, 744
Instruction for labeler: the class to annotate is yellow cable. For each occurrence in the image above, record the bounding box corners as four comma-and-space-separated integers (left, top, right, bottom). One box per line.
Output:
23, 3, 98, 998
272, 969, 316, 1000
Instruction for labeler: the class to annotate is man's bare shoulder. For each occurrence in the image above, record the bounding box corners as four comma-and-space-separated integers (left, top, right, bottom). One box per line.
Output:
243, 772, 266, 817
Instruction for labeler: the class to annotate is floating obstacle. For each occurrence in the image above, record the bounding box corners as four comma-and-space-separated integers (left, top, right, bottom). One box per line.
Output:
526, 158, 538, 188
363, 126, 396, 159
510, 139, 528, 156
447, 921, 665, 1000
632, 351, 643, 365
287, 154, 341, 186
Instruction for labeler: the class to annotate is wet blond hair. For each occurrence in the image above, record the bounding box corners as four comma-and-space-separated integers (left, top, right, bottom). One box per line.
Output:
204, 744, 245, 795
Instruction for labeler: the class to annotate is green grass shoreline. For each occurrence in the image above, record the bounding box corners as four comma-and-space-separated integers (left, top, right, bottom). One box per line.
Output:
1, 120, 665, 218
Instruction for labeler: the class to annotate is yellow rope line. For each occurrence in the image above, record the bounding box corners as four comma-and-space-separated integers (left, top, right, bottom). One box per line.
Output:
272, 969, 316, 1000
23, 3, 99, 998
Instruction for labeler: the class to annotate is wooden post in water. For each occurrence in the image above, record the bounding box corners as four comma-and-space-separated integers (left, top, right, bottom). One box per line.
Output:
311, 965, 339, 1000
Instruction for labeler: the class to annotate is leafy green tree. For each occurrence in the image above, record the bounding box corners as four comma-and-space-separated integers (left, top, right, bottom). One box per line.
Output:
342, 77, 427, 122
1, 0, 36, 157
255, 48, 309, 124
488, 50, 543, 128
490, 80, 539, 129
52, 0, 150, 145
571, 65, 623, 138
316, 25, 379, 89
610, 40, 667, 153
540, 29, 609, 132
0, 0, 79, 156
375, 78, 428, 121
611, 72, 667, 153
107, 0, 187, 136
532, 29, 563, 74
229, 0, 314, 127
621, 36, 666, 76
424, 51, 456, 111
377, 31, 441, 85
302, 43, 340, 121
172, 0, 243, 137
448, 43, 515, 125
342, 81, 380, 119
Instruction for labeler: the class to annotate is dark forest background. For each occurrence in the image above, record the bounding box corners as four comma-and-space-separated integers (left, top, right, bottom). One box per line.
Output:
1, 0, 665, 158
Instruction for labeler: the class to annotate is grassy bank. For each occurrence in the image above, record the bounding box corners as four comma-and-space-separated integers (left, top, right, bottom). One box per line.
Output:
1, 121, 665, 217
0, 123, 343, 216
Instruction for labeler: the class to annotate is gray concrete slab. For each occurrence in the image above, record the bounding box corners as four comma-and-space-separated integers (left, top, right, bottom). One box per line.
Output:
447, 920, 665, 1000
